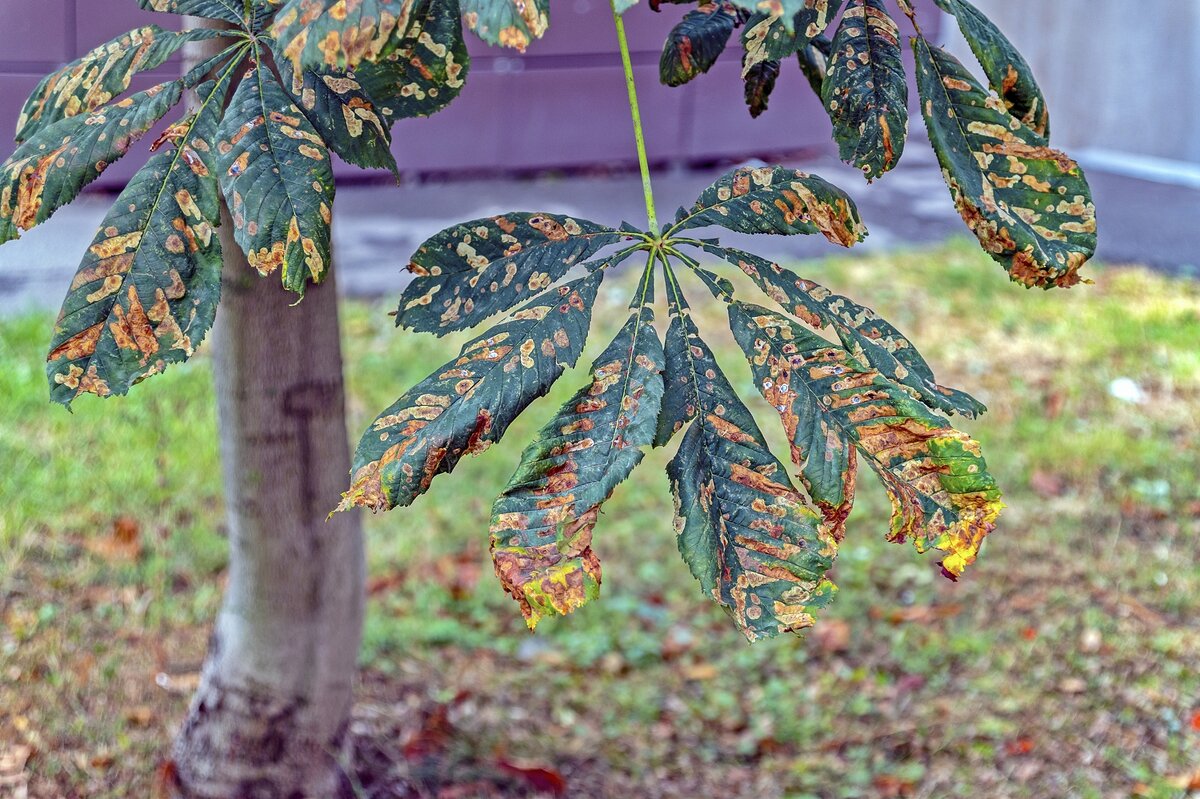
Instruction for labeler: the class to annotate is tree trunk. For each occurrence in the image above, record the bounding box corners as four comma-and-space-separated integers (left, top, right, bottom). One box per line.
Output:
171, 22, 366, 799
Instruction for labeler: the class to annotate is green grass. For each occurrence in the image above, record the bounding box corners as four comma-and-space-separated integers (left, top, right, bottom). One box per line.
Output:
2, 240, 1199, 798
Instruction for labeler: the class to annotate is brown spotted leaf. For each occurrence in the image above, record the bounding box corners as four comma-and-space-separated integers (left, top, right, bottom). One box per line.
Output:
354, 0, 471, 122
15, 26, 219, 144
934, 0, 1049, 137
742, 58, 781, 118
395, 212, 625, 335
271, 0, 418, 72
670, 165, 867, 245
0, 81, 184, 246
701, 244, 983, 418
46, 73, 234, 406
914, 38, 1095, 288
660, 4, 737, 88
217, 61, 336, 293
342, 273, 603, 513
728, 301, 1003, 580
275, 58, 399, 175
740, 1, 841, 73
822, 0, 908, 180
460, 0, 549, 52
664, 293, 839, 641
491, 287, 664, 627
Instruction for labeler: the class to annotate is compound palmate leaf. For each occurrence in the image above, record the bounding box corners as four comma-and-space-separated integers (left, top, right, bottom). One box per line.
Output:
272, 0, 418, 71
660, 4, 737, 88
355, 0, 471, 122
0, 81, 183, 245
460, 0, 549, 52
935, 0, 1049, 138
728, 302, 1002, 579
217, 61, 336, 293
15, 26, 215, 144
491, 287, 664, 627
672, 165, 867, 246
396, 212, 624, 335
706, 245, 983, 418
46, 73, 234, 405
822, 0, 908, 180
663, 295, 839, 641
914, 38, 1095, 289
342, 273, 603, 513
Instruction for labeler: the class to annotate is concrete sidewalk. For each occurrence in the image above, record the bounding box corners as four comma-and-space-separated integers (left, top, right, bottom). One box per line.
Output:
0, 141, 1194, 314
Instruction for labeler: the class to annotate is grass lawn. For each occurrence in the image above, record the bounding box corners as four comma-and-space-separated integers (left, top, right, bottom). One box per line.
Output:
1, 240, 1198, 798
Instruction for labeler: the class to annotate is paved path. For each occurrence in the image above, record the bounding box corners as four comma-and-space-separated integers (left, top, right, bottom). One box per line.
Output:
0, 141, 1194, 314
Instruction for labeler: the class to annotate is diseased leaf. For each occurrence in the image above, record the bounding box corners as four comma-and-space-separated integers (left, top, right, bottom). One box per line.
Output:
742, 58, 781, 118
460, 0, 549, 52
491, 285, 664, 627
137, 0, 248, 25
664, 295, 838, 641
705, 245, 984, 418
914, 38, 1096, 288
271, 0, 418, 71
0, 81, 184, 245
217, 62, 336, 293
659, 4, 737, 88
935, 0, 1049, 137
395, 212, 624, 335
796, 35, 831, 97
671, 165, 867, 245
822, 0, 908, 180
341, 273, 603, 513
46, 73, 234, 406
275, 58, 399, 175
15, 27, 218, 144
727, 0, 841, 36
728, 302, 1003, 580
355, 0, 470, 122
740, 1, 841, 74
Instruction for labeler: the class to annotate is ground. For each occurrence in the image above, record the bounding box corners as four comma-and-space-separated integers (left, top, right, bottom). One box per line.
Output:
1, 241, 1198, 799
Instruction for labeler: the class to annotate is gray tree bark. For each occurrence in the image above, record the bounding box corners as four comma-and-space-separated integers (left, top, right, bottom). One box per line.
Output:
170, 22, 366, 799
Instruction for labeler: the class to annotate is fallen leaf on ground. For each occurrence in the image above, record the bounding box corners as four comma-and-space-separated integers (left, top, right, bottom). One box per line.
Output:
496, 760, 567, 796
83, 516, 142, 562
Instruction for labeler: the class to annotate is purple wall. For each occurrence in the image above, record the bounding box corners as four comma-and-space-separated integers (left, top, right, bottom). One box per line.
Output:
0, 0, 942, 184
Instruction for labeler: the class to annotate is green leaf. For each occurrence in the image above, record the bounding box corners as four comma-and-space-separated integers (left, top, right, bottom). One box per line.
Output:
460, 0, 549, 52
271, 0, 417, 71
0, 81, 184, 246
664, 297, 838, 641
742, 58, 781, 118
491, 290, 664, 627
704, 245, 984, 418
822, 0, 908, 180
659, 4, 737, 88
137, 0, 248, 25
935, 0, 1049, 138
342, 273, 604, 513
217, 62, 336, 293
728, 301, 1003, 580
275, 58, 399, 175
914, 38, 1096, 288
46, 73, 234, 406
355, 0, 471, 122
671, 165, 867, 245
15, 27, 217, 144
395, 212, 625, 335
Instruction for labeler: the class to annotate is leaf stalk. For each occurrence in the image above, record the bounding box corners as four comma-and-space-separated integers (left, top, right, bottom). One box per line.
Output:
611, 2, 659, 233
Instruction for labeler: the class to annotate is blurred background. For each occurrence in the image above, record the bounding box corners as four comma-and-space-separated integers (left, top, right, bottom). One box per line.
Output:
0, 2, 1198, 798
